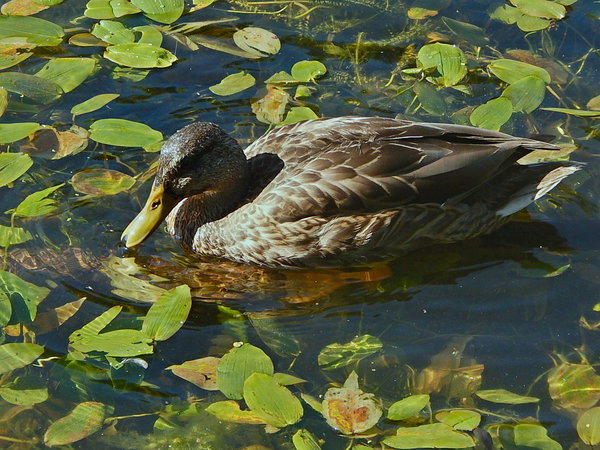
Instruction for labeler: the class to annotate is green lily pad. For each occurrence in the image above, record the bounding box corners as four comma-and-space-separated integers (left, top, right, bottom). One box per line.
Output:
0, 122, 40, 144
577, 406, 600, 445
0, 375, 49, 405
435, 409, 481, 431
264, 71, 297, 84
243, 372, 303, 428
0, 343, 44, 374
476, 388, 539, 404
35, 57, 97, 93
0, 224, 32, 247
104, 43, 177, 68
11, 183, 63, 218
470, 97, 513, 130
0, 88, 6, 117
44, 402, 105, 447
318, 334, 383, 370
383, 423, 475, 449
92, 20, 135, 45
89, 118, 163, 149
110, 0, 141, 16
279, 107, 319, 126
233, 27, 281, 58
0, 15, 64, 47
209, 72, 256, 96
417, 42, 467, 87
510, 0, 566, 19
133, 25, 163, 46
387, 394, 430, 421
85, 0, 141, 18
142, 284, 191, 341
216, 343, 274, 400
489, 59, 551, 84
0, 271, 49, 324
292, 429, 322, 450
71, 169, 135, 195
516, 14, 552, 31
131, 0, 183, 23
291, 60, 327, 82
0, 152, 33, 186
501, 75, 546, 113
0, 72, 63, 103
71, 93, 120, 117
205, 400, 267, 424
0, 51, 32, 71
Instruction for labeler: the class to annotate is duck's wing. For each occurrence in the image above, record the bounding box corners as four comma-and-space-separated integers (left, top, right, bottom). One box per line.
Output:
243, 117, 561, 221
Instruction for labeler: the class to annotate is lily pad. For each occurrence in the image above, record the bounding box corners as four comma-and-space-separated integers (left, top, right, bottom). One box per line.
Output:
291, 60, 327, 83
0, 47, 33, 71
131, 0, 183, 24
501, 75, 546, 113
318, 334, 383, 370
0, 375, 48, 405
383, 423, 475, 449
435, 409, 481, 431
476, 388, 539, 404
441, 17, 489, 46
489, 59, 551, 84
104, 43, 177, 68
0, 15, 64, 47
209, 72, 256, 96
89, 118, 163, 149
35, 57, 97, 93
216, 343, 274, 400
92, 20, 135, 45
142, 284, 191, 341
243, 372, 303, 428
509, 0, 566, 19
71, 169, 135, 195
417, 43, 467, 87
1, 0, 48, 16
0, 72, 63, 103
292, 429, 322, 450
0, 122, 40, 144
387, 394, 430, 421
205, 400, 267, 424
512, 423, 562, 450
407, 0, 450, 19
0, 343, 44, 374
71, 93, 119, 117
233, 27, 281, 58
279, 107, 319, 126
44, 402, 105, 446
470, 97, 513, 130
134, 25, 163, 46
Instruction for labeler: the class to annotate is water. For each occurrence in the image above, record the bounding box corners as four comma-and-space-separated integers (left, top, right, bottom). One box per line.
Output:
1, 0, 599, 447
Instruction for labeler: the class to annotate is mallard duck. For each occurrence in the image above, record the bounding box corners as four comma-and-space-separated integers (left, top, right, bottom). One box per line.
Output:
121, 117, 581, 267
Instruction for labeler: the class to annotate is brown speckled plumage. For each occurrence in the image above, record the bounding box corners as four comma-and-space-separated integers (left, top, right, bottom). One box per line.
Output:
126, 117, 582, 267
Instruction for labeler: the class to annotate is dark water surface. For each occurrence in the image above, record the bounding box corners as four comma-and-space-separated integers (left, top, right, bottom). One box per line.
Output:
1, 0, 600, 448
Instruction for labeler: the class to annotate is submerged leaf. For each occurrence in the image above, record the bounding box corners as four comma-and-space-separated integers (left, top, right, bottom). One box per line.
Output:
470, 97, 513, 130
383, 423, 475, 449
44, 402, 105, 446
577, 407, 600, 445
292, 429, 322, 450
0, 270, 49, 323
322, 371, 382, 434
20, 126, 89, 160
12, 183, 63, 218
0, 375, 48, 405
476, 388, 539, 404
548, 361, 600, 413
318, 334, 383, 370
0, 224, 32, 247
209, 72, 256, 96
0, 343, 44, 374
252, 86, 290, 125
0, 72, 63, 103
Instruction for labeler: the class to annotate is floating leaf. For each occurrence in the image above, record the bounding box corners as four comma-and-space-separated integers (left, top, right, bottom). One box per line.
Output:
0, 271, 49, 323
167, 356, 220, 390
243, 372, 303, 428
44, 402, 105, 446
71, 93, 119, 117
542, 107, 600, 118
142, 284, 191, 341
0, 375, 48, 405
435, 409, 481, 431
104, 43, 177, 68
476, 388, 539, 404
587, 94, 600, 111
322, 371, 382, 434
279, 107, 319, 126
131, 0, 183, 23
36, 57, 97, 93
209, 72, 256, 96
89, 118, 163, 149
470, 97, 513, 130
68, 33, 106, 47
387, 394, 430, 421
292, 429, 322, 450
0, 46, 33, 70
264, 71, 297, 84
274, 373, 307, 386
20, 126, 89, 160
0, 224, 32, 246
489, 59, 551, 84
417, 43, 467, 87
577, 406, 600, 445
233, 27, 280, 58
501, 75, 546, 113
0, 72, 63, 103
71, 169, 135, 196
110, 0, 141, 16
134, 25, 163, 46
85, 0, 141, 18
190, 34, 261, 59
11, 183, 63, 218
548, 360, 600, 413
92, 20, 135, 45
291, 60, 327, 83
1, 0, 48, 16
0, 15, 64, 47
217, 343, 274, 400
0, 88, 6, 117
0, 343, 44, 374
0, 122, 40, 144
509, 0, 566, 19
516, 14, 552, 31
383, 423, 475, 449
205, 400, 267, 424
318, 334, 383, 370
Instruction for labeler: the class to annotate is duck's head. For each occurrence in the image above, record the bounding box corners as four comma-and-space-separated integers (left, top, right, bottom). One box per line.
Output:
121, 122, 249, 248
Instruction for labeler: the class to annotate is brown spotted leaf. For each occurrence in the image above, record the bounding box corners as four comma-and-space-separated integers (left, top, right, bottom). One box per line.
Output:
71, 169, 135, 196
167, 356, 220, 390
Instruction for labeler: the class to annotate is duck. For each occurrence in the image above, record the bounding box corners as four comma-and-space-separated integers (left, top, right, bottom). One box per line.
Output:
121, 116, 581, 267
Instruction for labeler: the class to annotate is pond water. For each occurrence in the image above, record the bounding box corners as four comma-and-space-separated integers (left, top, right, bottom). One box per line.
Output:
1, 0, 600, 448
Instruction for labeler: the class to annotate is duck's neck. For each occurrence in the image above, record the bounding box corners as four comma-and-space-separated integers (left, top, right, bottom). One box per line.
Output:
166, 164, 251, 249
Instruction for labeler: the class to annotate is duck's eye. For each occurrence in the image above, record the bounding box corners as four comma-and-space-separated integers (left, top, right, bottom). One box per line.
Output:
151, 200, 161, 210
